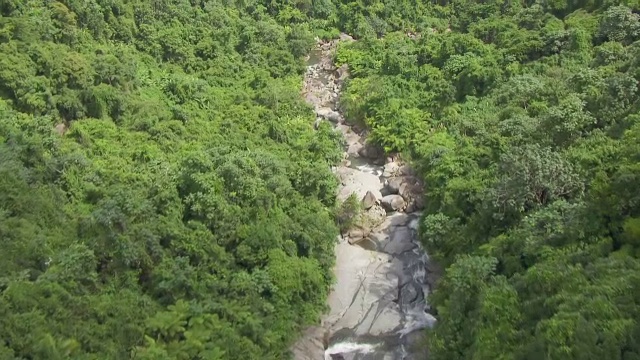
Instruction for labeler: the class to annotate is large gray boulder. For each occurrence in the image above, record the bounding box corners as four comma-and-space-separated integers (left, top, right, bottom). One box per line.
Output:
361, 190, 378, 210
384, 177, 403, 195
381, 195, 406, 212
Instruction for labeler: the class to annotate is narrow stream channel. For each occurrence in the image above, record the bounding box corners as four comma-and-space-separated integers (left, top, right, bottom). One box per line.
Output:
292, 36, 438, 360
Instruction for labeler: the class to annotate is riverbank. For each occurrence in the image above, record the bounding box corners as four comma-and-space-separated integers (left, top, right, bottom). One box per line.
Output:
292, 36, 440, 360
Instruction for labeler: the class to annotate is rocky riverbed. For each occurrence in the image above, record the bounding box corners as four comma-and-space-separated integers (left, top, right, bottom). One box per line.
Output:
291, 35, 440, 360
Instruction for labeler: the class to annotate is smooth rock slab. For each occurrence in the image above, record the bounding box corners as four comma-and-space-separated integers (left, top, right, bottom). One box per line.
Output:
358, 302, 403, 336
329, 253, 404, 337
326, 244, 395, 330
337, 167, 383, 202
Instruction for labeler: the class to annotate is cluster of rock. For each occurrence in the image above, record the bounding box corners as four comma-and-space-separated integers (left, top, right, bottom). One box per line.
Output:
337, 162, 424, 244
304, 36, 352, 130
310, 33, 427, 245
339, 154, 425, 245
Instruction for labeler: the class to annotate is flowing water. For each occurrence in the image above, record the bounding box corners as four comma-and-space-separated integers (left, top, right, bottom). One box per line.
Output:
293, 37, 439, 360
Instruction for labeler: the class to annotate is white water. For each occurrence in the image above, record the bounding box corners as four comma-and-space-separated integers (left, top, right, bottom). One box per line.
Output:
397, 308, 437, 338
324, 342, 377, 359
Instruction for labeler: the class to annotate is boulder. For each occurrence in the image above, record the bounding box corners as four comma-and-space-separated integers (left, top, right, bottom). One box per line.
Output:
347, 228, 369, 244
357, 143, 384, 160
337, 64, 350, 80
386, 178, 403, 195
381, 195, 406, 212
405, 195, 425, 213
399, 182, 410, 200
317, 107, 341, 123
339, 33, 355, 42
361, 190, 377, 210
54, 123, 67, 136
398, 164, 415, 176
383, 162, 400, 178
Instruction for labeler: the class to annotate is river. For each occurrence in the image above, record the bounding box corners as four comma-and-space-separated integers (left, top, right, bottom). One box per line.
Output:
291, 36, 440, 360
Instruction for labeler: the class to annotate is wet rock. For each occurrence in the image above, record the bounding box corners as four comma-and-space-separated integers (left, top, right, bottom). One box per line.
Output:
381, 195, 406, 212
400, 283, 419, 305
383, 226, 415, 255
361, 190, 378, 210
291, 326, 326, 360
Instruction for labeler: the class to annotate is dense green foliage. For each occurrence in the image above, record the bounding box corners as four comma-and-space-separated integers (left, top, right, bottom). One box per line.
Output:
7, 0, 640, 358
0, 1, 347, 358
332, 0, 640, 359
